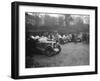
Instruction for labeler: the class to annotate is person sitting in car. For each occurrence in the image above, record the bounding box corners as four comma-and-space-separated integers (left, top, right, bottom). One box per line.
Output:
35, 35, 40, 39
38, 36, 48, 43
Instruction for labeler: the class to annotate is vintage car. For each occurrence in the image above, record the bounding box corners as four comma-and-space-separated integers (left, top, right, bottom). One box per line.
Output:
26, 36, 61, 57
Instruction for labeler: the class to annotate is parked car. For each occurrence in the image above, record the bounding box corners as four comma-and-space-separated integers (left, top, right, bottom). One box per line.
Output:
26, 36, 61, 57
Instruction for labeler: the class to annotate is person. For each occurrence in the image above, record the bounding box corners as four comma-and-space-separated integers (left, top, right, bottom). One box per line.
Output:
38, 36, 48, 43
48, 33, 54, 40
54, 33, 60, 43
35, 35, 40, 39
30, 35, 35, 39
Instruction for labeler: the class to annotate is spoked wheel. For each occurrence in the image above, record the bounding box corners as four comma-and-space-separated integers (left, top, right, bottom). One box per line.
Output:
54, 44, 61, 54
45, 46, 55, 57
45, 45, 61, 57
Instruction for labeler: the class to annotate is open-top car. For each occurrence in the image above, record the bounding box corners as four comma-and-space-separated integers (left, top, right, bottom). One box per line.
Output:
26, 36, 61, 57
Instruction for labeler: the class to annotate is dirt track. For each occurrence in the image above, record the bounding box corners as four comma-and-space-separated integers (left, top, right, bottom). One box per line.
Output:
26, 43, 89, 68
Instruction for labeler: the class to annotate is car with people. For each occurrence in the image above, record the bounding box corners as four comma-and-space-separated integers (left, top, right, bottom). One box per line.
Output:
26, 35, 61, 57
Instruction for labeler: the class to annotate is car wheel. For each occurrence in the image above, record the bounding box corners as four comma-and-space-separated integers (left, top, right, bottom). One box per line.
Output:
54, 44, 61, 54
45, 46, 55, 57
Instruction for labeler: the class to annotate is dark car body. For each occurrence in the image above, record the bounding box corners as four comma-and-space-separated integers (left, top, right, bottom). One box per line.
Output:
26, 37, 61, 57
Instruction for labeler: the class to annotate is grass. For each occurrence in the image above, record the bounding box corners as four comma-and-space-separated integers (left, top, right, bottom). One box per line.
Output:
26, 43, 89, 68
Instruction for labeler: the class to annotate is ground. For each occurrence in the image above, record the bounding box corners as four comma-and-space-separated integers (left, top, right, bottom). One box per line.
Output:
26, 43, 89, 68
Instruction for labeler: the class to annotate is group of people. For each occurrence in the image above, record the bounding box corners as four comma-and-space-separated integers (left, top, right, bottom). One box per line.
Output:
28, 31, 89, 44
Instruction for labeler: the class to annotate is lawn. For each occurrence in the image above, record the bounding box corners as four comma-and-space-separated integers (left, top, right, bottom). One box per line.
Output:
26, 43, 89, 68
